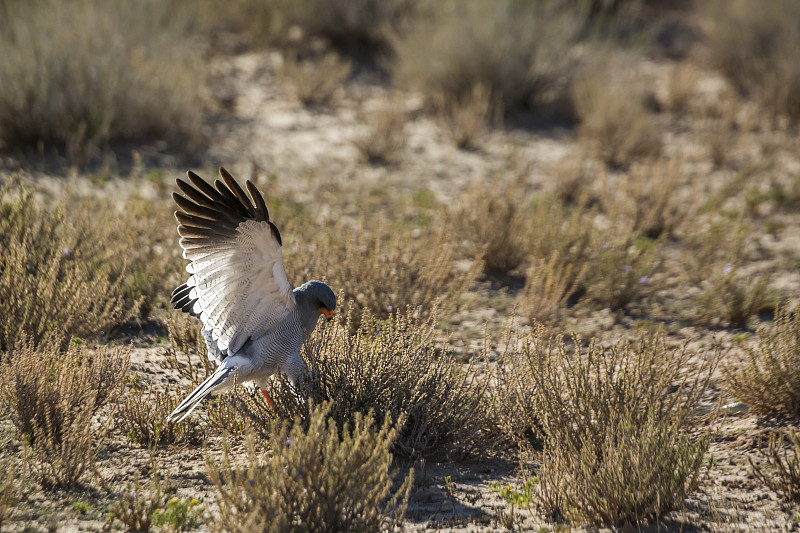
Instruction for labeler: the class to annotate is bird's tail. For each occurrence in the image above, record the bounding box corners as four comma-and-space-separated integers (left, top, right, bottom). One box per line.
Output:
167, 361, 238, 423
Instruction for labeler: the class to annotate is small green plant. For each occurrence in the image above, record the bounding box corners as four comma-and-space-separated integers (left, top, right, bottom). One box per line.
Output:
152, 497, 205, 532
490, 479, 536, 530
107, 467, 168, 533
489, 479, 537, 506
72, 501, 91, 515
750, 430, 800, 503
206, 404, 413, 533
724, 304, 800, 416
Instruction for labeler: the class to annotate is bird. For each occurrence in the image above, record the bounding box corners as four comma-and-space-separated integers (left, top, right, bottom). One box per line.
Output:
166, 167, 336, 423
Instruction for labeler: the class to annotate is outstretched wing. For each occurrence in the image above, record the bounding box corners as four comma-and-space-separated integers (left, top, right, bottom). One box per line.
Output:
170, 168, 295, 359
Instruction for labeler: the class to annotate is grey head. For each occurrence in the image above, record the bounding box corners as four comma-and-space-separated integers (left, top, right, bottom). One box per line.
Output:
293, 280, 337, 334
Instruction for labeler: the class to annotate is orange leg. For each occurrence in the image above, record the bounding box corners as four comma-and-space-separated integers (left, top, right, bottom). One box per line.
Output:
260, 388, 276, 410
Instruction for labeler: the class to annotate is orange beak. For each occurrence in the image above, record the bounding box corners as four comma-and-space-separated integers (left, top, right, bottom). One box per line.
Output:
319, 308, 334, 319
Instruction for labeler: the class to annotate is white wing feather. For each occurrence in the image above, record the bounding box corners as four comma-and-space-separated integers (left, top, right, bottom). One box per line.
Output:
183, 219, 295, 355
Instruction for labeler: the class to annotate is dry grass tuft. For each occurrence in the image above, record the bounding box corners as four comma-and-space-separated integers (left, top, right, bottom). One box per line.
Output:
353, 103, 407, 165
117, 386, 202, 447
511, 326, 715, 525
0, 0, 203, 162
206, 404, 413, 533
240, 307, 491, 459
599, 158, 687, 239
691, 225, 778, 328
723, 305, 800, 416
286, 217, 479, 323
0, 336, 129, 487
391, 0, 577, 116
277, 51, 352, 107
572, 56, 662, 168
232, 0, 412, 54
520, 251, 585, 326
0, 457, 20, 528
583, 226, 662, 311
448, 177, 531, 275
164, 311, 214, 386
706, 0, 800, 125
0, 182, 138, 350
751, 430, 800, 503
437, 83, 493, 150
163, 311, 247, 435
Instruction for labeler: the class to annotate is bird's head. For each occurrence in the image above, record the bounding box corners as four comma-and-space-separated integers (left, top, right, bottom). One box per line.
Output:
294, 280, 337, 330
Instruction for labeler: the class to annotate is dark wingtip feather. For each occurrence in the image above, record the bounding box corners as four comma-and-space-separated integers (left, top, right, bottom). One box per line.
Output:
246, 180, 269, 222
269, 221, 282, 246
219, 167, 255, 216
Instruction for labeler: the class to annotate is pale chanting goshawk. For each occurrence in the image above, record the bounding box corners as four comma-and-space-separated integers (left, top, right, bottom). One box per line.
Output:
166, 168, 335, 423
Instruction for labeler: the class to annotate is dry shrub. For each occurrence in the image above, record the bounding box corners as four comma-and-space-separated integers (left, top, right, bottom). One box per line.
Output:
163, 311, 247, 435
0, 0, 202, 162
0, 182, 138, 350
438, 83, 493, 150
206, 404, 413, 533
550, 157, 596, 205
353, 103, 407, 165
751, 430, 800, 503
691, 224, 778, 328
520, 251, 585, 326
232, 0, 413, 53
448, 177, 531, 275
706, 0, 800, 125
117, 196, 184, 319
666, 62, 699, 114
164, 311, 214, 385
0, 337, 130, 487
107, 465, 170, 533
723, 305, 800, 416
392, 0, 577, 115
696, 269, 776, 329
514, 326, 714, 525
599, 158, 687, 239
583, 225, 662, 311
240, 307, 491, 459
0, 457, 20, 528
515, 195, 661, 315
277, 51, 352, 106
572, 55, 662, 168
117, 387, 202, 447
285, 216, 479, 323
516, 196, 594, 321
